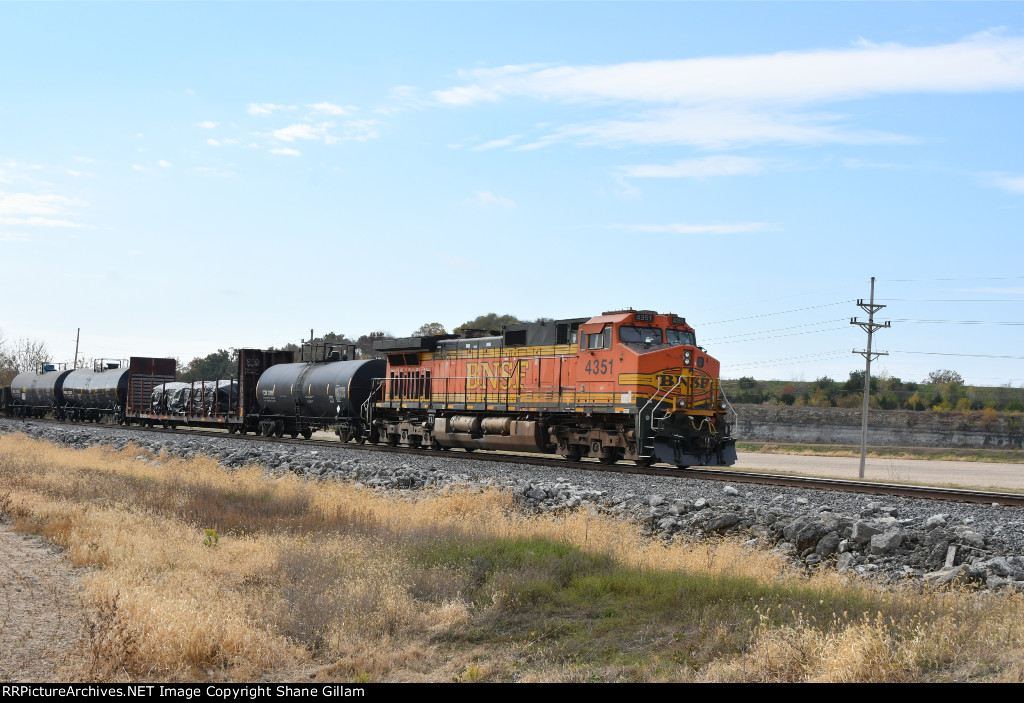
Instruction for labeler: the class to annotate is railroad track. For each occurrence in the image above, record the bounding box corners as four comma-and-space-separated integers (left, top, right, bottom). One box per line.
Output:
12, 417, 1024, 508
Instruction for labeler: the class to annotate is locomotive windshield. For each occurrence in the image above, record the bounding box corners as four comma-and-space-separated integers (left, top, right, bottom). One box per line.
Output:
619, 326, 663, 345
667, 328, 696, 346
619, 326, 695, 347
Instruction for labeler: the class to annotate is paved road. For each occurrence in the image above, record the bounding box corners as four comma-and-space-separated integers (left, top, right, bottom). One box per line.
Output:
735, 452, 1024, 491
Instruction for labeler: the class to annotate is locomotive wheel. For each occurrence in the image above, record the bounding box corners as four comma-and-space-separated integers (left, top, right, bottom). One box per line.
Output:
563, 448, 581, 462
634, 457, 654, 467
598, 454, 617, 465
463, 447, 475, 453
386, 434, 399, 447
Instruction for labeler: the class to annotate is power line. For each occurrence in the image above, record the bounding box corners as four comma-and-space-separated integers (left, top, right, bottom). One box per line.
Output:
891, 350, 1024, 360
879, 298, 1024, 302
726, 350, 852, 369
701, 300, 854, 326
882, 276, 1024, 282
704, 319, 848, 342
891, 318, 1024, 326
709, 326, 850, 345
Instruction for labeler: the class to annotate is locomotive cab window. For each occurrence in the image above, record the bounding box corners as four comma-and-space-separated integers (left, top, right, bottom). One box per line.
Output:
586, 326, 612, 350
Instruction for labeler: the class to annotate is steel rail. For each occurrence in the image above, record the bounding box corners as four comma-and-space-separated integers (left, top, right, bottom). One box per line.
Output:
12, 418, 1024, 508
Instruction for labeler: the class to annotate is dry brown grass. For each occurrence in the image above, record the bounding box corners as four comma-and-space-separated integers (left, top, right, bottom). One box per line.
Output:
2, 432, 1024, 681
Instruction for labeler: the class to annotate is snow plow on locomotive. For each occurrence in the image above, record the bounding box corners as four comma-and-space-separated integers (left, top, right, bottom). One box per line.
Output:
367, 310, 736, 468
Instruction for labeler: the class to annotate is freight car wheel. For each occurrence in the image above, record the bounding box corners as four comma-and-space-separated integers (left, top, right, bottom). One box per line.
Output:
290, 431, 299, 439
634, 457, 654, 467
301, 428, 313, 440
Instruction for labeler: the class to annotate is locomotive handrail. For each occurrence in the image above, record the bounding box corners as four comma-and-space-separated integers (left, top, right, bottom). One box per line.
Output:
636, 372, 684, 457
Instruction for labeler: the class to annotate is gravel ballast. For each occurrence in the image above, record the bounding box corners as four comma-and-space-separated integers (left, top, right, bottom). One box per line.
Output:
4, 417, 1024, 591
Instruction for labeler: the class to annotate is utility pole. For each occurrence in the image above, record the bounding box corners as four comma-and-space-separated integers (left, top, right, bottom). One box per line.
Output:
851, 277, 890, 479
73, 328, 80, 369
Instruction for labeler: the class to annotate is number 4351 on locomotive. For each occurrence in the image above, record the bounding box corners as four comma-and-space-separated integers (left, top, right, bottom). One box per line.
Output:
368, 309, 736, 469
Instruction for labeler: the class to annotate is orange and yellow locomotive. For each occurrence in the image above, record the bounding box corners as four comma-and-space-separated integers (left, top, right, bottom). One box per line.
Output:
369, 309, 736, 468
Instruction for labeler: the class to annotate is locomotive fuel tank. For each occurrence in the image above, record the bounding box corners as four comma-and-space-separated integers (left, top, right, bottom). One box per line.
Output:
256, 359, 385, 418
63, 364, 130, 410
10, 367, 73, 410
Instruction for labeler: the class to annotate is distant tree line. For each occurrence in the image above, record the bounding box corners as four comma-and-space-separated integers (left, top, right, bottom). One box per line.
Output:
176, 313, 534, 381
0, 327, 51, 386
723, 369, 1024, 413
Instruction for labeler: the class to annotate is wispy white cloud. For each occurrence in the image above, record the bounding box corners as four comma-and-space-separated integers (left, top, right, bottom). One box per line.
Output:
0, 191, 92, 231
198, 121, 218, 129
987, 174, 1024, 194
272, 122, 335, 142
622, 155, 767, 178
340, 119, 380, 143
0, 192, 85, 216
614, 222, 779, 235
556, 107, 910, 150
437, 33, 1024, 106
472, 135, 522, 151
247, 103, 296, 116
374, 86, 422, 115
473, 190, 516, 208
270, 147, 301, 157
206, 138, 221, 147
158, 160, 172, 168
433, 32, 1024, 149
0, 216, 92, 228
0, 232, 29, 242
309, 102, 353, 115
610, 173, 640, 199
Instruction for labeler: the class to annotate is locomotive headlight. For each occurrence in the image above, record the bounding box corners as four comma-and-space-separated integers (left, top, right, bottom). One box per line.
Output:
337, 404, 342, 415
683, 350, 692, 365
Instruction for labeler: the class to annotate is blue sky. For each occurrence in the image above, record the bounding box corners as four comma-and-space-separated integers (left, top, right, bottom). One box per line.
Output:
1, 2, 1023, 386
